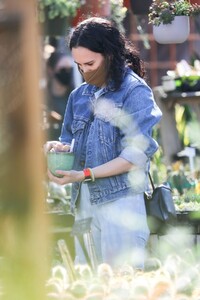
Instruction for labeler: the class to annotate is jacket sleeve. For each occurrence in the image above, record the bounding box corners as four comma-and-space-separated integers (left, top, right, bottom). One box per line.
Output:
59, 92, 74, 144
118, 82, 162, 168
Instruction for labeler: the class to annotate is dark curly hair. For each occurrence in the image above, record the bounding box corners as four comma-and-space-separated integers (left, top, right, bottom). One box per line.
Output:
68, 17, 146, 89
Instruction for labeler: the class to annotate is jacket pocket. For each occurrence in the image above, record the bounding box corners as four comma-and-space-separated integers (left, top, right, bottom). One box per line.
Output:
71, 119, 86, 134
71, 119, 88, 154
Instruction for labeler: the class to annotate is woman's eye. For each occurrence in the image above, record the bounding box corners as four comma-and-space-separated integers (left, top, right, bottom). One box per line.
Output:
87, 63, 93, 66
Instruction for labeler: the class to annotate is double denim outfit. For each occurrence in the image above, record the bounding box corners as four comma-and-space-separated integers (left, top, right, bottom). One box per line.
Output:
60, 67, 162, 211
60, 67, 162, 268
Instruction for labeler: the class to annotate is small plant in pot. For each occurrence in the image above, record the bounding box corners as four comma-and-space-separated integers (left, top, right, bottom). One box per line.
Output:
148, 0, 200, 44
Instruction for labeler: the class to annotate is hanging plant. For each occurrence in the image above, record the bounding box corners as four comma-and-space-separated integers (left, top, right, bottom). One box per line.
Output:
37, 0, 84, 36
148, 0, 200, 44
37, 0, 83, 22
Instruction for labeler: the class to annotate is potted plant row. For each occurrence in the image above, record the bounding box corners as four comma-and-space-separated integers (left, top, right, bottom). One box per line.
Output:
148, 0, 200, 44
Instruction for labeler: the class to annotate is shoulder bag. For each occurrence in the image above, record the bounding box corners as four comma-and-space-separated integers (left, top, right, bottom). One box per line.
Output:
144, 172, 177, 234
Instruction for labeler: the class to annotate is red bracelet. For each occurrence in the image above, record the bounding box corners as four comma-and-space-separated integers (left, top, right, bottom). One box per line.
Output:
83, 168, 95, 182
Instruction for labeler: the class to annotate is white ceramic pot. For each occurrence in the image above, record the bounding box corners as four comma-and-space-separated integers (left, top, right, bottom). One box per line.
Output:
162, 76, 176, 92
153, 16, 190, 44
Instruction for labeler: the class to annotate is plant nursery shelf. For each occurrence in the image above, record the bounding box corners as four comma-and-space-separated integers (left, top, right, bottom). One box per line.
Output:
153, 86, 200, 164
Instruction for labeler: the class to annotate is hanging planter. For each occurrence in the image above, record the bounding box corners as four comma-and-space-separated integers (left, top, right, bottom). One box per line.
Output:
148, 0, 200, 44
130, 0, 152, 15
38, 0, 81, 36
153, 16, 190, 44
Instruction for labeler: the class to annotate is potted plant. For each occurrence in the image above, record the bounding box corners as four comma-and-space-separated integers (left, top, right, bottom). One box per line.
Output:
148, 0, 200, 44
38, 0, 83, 36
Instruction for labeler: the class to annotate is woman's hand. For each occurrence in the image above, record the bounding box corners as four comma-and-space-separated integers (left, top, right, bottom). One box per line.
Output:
47, 169, 84, 185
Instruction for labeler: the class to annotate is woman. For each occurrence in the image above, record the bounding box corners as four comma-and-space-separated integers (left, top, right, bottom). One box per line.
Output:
47, 17, 162, 271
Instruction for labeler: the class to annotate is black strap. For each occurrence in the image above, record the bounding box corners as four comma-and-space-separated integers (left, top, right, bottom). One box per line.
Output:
148, 172, 155, 191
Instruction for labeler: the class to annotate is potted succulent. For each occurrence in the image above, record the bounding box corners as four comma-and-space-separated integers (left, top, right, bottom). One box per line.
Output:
37, 0, 83, 36
148, 0, 200, 44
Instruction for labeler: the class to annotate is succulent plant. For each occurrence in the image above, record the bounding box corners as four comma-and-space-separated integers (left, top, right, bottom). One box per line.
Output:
148, 0, 200, 26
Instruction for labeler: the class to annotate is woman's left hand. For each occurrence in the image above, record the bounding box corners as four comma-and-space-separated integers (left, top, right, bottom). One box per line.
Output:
47, 169, 84, 185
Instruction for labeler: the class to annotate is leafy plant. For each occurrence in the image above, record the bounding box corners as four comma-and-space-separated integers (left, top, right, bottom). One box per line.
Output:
148, 0, 200, 26
38, 0, 84, 22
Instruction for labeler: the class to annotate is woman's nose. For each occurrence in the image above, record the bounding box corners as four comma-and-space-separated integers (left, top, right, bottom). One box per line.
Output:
81, 66, 89, 73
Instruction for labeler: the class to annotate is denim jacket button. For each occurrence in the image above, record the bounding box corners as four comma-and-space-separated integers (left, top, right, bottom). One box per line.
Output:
80, 160, 85, 167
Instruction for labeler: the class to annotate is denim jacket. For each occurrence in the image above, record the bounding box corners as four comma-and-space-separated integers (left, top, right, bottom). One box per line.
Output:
60, 67, 162, 211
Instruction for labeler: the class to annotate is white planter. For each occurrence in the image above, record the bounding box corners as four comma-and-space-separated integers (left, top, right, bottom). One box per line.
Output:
153, 16, 190, 44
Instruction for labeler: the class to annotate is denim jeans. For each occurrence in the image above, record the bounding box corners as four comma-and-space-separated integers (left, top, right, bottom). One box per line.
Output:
74, 184, 150, 270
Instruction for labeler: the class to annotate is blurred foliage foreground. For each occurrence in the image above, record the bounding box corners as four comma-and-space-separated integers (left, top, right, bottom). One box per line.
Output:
41, 163, 200, 299
46, 228, 200, 300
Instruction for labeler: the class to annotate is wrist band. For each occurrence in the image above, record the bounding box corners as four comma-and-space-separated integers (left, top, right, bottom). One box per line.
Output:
88, 168, 95, 182
83, 168, 95, 182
